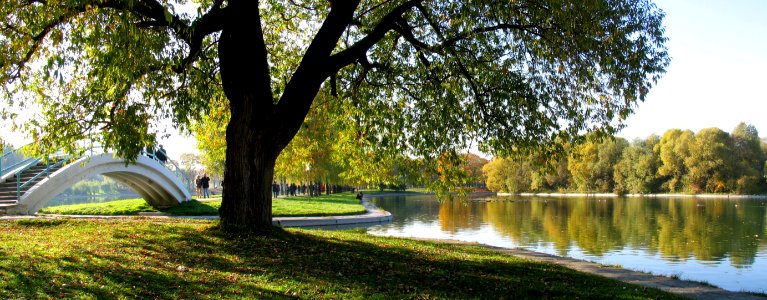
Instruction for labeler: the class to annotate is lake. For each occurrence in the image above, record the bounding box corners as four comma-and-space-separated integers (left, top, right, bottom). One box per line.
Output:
367, 194, 767, 293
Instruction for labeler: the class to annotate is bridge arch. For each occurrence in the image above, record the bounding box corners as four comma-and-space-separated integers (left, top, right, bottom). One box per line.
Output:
16, 153, 192, 214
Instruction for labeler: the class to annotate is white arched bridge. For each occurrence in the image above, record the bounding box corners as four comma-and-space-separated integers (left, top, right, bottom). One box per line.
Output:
0, 148, 191, 215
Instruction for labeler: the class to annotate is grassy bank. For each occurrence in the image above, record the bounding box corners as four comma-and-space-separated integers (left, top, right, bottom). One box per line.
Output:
0, 218, 682, 299
39, 193, 367, 217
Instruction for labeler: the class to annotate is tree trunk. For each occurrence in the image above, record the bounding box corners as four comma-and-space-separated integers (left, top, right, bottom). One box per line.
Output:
219, 131, 277, 230
217, 0, 281, 231
215, 0, 361, 231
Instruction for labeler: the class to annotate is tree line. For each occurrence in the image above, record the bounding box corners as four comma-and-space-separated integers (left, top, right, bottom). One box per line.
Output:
483, 123, 767, 195
2, 0, 669, 230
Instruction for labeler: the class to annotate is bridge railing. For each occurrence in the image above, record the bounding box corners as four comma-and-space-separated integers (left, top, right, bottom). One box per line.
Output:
16, 155, 69, 198
1, 145, 32, 179
5, 145, 192, 200
140, 149, 191, 192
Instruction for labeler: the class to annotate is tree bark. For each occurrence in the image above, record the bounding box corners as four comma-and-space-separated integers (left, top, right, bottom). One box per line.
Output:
219, 132, 277, 230
216, 0, 364, 231
217, 0, 279, 231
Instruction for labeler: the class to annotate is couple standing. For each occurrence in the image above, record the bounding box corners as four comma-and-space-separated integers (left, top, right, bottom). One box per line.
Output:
195, 173, 211, 199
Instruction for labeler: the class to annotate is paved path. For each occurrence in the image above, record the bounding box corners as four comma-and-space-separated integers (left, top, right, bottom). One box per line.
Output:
409, 238, 766, 300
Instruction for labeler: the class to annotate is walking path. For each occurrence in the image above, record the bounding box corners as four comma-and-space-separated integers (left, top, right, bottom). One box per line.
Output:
1, 192, 763, 299
410, 238, 765, 300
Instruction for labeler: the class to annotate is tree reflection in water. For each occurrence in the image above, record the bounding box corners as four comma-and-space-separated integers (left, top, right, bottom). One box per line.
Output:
376, 196, 766, 267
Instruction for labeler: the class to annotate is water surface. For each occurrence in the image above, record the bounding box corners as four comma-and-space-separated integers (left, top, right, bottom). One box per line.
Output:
368, 195, 767, 293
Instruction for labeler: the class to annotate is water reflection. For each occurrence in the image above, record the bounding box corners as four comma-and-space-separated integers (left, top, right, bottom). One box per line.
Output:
368, 195, 767, 293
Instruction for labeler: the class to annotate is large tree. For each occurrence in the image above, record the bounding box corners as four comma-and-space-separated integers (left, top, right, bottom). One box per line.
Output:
1, 0, 668, 230
730, 123, 766, 194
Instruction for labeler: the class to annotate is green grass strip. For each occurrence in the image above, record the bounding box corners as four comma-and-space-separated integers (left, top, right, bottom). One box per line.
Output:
39, 192, 367, 217
0, 218, 683, 299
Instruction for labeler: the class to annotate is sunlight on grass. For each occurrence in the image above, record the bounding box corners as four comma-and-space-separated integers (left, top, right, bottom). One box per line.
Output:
0, 219, 683, 299
39, 193, 367, 217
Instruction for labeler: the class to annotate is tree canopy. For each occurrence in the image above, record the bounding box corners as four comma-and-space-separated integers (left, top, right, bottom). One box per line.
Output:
1, 0, 669, 230
483, 124, 767, 195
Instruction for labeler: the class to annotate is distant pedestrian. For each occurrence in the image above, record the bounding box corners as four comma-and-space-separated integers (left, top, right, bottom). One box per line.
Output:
272, 182, 279, 198
156, 145, 168, 164
200, 174, 211, 198
195, 175, 202, 198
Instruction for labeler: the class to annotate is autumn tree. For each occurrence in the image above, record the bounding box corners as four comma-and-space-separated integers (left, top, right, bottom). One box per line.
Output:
684, 128, 735, 193
613, 135, 660, 194
482, 157, 531, 193
655, 129, 695, 192
568, 136, 627, 192
463, 153, 489, 188
730, 123, 766, 194
1, 0, 668, 230
192, 94, 228, 178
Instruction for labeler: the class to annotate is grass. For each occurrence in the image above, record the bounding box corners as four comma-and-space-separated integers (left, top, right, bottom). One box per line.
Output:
0, 218, 684, 299
39, 192, 367, 217
37, 199, 157, 215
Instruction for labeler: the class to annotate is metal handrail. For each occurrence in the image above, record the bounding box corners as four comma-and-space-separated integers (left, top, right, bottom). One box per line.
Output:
140, 149, 191, 191
14, 157, 42, 197
9, 145, 191, 200
1, 145, 30, 178
1, 157, 37, 178
17, 156, 68, 198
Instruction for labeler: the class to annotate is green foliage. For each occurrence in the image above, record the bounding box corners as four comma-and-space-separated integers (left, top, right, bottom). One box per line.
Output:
731, 123, 767, 194
55, 175, 133, 197
684, 128, 735, 193
0, 219, 683, 299
192, 94, 228, 178
484, 124, 767, 195
462, 153, 490, 187
483, 157, 532, 193
568, 136, 628, 193
655, 129, 695, 192
2, 0, 670, 227
613, 136, 660, 194
1, 0, 670, 168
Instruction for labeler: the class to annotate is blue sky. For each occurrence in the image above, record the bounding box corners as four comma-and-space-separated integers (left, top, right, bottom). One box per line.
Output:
619, 0, 767, 140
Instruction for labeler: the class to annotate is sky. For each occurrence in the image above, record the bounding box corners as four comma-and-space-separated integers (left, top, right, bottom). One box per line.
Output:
3, 1, 766, 160
618, 0, 767, 140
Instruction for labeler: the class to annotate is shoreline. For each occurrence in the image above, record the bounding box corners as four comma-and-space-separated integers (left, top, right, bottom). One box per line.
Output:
404, 238, 766, 300
367, 191, 767, 298
499, 192, 767, 199
5, 191, 765, 298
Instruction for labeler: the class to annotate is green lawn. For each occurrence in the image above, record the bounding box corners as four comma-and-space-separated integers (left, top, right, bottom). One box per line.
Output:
0, 218, 683, 299
39, 193, 367, 217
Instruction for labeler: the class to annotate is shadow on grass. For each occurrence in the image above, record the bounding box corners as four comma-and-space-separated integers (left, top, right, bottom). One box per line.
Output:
0, 219, 683, 299
13, 219, 71, 227
159, 200, 219, 216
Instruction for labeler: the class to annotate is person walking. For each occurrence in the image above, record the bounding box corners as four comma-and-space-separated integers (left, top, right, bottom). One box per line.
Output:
200, 173, 211, 198
156, 145, 168, 165
194, 175, 202, 198
272, 182, 279, 198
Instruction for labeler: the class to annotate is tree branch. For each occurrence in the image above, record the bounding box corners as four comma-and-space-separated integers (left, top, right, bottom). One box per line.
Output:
275, 0, 364, 142
329, 0, 424, 72
442, 23, 544, 46
415, 4, 490, 119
